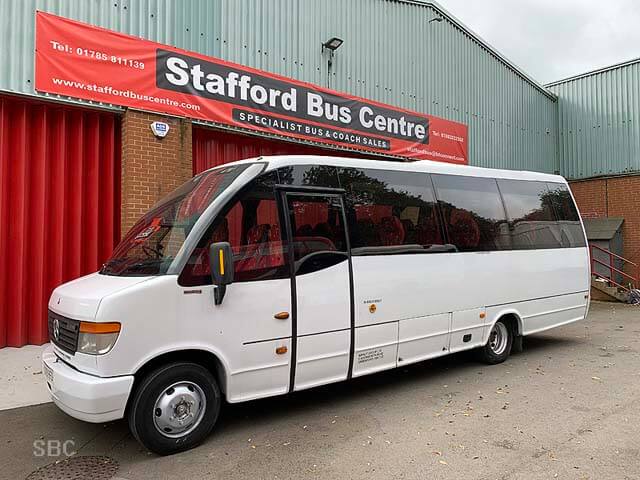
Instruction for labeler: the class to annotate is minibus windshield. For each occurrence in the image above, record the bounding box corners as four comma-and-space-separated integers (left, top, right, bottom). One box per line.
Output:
101, 164, 251, 276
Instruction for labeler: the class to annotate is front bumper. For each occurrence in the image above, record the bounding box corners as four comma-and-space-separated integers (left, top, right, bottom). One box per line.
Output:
42, 346, 134, 423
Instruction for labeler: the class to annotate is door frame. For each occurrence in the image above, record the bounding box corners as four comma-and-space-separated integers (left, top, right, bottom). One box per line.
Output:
275, 185, 356, 393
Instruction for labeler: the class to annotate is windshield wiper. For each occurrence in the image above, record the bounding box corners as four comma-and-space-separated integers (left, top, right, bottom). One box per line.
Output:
100, 257, 129, 275
100, 257, 167, 275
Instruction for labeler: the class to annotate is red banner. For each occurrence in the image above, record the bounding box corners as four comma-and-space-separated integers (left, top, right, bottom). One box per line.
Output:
36, 12, 467, 163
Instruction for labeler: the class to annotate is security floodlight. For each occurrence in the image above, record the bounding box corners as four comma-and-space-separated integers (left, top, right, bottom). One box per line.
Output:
429, 17, 443, 24
322, 37, 344, 51
322, 37, 344, 88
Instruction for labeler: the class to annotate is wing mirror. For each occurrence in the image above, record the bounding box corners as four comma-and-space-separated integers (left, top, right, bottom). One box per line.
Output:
209, 242, 234, 305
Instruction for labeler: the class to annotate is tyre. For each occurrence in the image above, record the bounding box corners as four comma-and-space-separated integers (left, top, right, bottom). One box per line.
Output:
128, 362, 221, 455
477, 319, 513, 364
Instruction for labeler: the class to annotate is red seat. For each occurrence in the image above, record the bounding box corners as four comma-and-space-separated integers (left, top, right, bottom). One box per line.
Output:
183, 218, 230, 277
267, 224, 285, 267
236, 224, 284, 273
379, 216, 405, 246
448, 209, 480, 248
416, 210, 443, 246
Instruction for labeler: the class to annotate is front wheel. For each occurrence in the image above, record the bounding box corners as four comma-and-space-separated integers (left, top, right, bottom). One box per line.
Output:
127, 362, 221, 455
477, 319, 513, 364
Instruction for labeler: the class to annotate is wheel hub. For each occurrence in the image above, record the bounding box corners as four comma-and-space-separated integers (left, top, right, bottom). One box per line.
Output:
489, 322, 509, 356
153, 382, 206, 438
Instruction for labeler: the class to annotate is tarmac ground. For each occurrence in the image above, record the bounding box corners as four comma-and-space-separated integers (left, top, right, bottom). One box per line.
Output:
2, 301, 639, 480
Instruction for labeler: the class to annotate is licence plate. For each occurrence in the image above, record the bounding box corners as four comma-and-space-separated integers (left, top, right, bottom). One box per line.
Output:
43, 363, 54, 385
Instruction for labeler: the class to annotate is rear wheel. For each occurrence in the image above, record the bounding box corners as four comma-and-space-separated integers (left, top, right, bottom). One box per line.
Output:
477, 319, 513, 364
128, 362, 221, 455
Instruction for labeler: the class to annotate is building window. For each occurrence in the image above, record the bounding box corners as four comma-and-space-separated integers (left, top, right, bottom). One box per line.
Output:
432, 174, 509, 252
179, 172, 288, 285
339, 168, 445, 254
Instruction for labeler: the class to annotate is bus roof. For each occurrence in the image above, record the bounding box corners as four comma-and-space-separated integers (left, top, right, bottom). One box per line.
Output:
217, 155, 567, 184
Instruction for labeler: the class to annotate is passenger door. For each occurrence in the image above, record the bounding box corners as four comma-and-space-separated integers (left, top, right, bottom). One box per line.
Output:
280, 189, 353, 391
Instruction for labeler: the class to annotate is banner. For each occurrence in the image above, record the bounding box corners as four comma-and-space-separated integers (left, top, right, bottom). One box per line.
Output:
35, 12, 468, 163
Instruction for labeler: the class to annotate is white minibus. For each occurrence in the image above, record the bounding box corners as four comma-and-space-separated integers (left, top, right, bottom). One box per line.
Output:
43, 155, 590, 454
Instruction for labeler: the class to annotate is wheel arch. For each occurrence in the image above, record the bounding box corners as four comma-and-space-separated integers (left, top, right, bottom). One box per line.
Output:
485, 308, 523, 343
128, 349, 229, 409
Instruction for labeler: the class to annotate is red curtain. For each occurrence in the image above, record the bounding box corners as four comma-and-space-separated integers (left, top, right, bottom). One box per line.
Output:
192, 127, 368, 174
0, 96, 121, 346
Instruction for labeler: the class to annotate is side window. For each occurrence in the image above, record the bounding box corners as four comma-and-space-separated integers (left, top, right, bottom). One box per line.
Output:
432, 174, 509, 252
277, 165, 340, 188
546, 183, 586, 248
338, 168, 445, 254
286, 195, 348, 275
497, 179, 562, 249
179, 171, 288, 286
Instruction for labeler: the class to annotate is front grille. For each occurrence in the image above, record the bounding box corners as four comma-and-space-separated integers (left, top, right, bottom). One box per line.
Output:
48, 310, 80, 354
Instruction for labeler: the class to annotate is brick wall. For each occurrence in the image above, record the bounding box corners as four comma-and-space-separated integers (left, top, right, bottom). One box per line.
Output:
570, 175, 640, 274
121, 109, 192, 234
569, 180, 608, 219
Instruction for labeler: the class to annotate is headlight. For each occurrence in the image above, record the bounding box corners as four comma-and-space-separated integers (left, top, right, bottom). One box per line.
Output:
78, 322, 121, 355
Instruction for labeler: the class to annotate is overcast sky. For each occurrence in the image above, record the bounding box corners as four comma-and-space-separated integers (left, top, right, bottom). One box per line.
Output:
436, 0, 640, 84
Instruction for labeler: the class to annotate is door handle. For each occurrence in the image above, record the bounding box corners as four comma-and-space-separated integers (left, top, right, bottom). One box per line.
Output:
274, 312, 290, 320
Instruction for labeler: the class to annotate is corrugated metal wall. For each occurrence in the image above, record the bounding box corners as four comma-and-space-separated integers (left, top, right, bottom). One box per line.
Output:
0, 96, 120, 347
547, 59, 640, 180
0, 0, 558, 173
